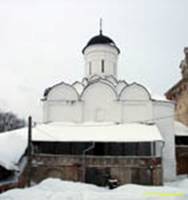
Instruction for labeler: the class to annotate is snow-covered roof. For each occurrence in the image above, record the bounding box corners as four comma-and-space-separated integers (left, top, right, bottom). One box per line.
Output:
0, 122, 163, 170
0, 128, 28, 170
174, 121, 188, 136
151, 94, 168, 101
32, 122, 163, 143
72, 81, 84, 95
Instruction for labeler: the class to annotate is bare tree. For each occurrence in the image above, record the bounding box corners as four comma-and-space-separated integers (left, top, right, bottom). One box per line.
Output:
0, 112, 25, 133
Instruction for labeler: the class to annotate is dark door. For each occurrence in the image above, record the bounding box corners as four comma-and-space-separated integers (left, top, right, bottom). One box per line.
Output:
85, 167, 110, 186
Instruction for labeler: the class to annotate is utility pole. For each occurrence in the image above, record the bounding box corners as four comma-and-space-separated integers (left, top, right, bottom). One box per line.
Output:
27, 116, 32, 186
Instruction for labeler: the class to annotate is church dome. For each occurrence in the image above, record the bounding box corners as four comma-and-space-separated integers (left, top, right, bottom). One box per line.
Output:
82, 34, 120, 54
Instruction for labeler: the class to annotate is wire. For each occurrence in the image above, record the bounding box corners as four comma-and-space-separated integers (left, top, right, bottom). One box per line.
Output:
29, 111, 188, 142
128, 111, 188, 124
33, 111, 188, 127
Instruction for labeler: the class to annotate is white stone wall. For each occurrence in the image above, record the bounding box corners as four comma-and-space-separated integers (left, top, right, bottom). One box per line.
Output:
84, 45, 119, 78
153, 101, 176, 181
120, 83, 153, 123
43, 80, 154, 124
81, 81, 120, 122
47, 83, 79, 101
43, 83, 80, 123
121, 101, 153, 123
47, 101, 83, 123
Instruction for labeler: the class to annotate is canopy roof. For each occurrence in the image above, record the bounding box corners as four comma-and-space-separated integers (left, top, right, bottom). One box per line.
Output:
0, 122, 163, 170
32, 122, 163, 143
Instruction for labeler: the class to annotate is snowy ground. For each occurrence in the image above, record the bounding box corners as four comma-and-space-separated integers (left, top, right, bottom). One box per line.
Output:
0, 178, 188, 200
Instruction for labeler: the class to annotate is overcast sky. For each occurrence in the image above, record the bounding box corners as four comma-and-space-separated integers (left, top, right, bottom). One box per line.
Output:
0, 0, 188, 121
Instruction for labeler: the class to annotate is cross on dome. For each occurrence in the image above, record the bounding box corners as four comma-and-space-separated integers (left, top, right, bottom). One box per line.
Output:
99, 18, 103, 35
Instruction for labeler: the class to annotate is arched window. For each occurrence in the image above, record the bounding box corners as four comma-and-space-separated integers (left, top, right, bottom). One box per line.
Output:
101, 60, 105, 73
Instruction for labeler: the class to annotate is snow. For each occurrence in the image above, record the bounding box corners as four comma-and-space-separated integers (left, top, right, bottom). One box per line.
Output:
89, 75, 101, 82
165, 177, 188, 189
0, 128, 27, 170
116, 81, 127, 94
1, 178, 188, 200
72, 81, 84, 95
151, 94, 168, 101
105, 76, 118, 86
81, 78, 89, 87
174, 121, 188, 136
32, 122, 163, 142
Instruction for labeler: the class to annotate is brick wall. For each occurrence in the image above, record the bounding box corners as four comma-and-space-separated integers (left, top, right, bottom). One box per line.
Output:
30, 154, 162, 186
176, 146, 188, 174
0, 157, 28, 193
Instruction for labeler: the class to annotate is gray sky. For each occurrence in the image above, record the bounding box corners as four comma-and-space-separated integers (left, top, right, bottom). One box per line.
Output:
0, 0, 187, 121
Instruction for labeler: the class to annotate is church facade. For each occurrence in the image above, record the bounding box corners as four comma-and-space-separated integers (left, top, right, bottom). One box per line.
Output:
37, 29, 176, 184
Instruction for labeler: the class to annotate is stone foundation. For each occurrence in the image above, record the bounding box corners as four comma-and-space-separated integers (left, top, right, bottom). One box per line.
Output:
30, 154, 162, 186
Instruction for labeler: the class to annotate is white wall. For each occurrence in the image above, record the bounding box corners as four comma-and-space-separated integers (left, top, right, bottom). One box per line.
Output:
84, 45, 119, 78
121, 101, 153, 123
47, 83, 79, 101
120, 83, 152, 123
48, 101, 83, 123
43, 83, 80, 122
153, 101, 176, 181
43, 79, 158, 125
81, 81, 121, 122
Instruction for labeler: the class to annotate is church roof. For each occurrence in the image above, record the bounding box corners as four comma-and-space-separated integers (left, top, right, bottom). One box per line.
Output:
82, 34, 120, 54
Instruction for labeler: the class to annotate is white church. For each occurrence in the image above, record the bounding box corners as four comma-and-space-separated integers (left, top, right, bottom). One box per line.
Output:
39, 27, 176, 183
0, 25, 177, 188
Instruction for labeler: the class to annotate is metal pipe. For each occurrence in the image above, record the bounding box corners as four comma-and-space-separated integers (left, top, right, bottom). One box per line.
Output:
160, 141, 165, 184
82, 142, 95, 182
83, 142, 95, 155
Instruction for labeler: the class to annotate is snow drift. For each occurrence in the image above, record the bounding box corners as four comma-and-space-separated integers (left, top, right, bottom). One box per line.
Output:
0, 178, 188, 200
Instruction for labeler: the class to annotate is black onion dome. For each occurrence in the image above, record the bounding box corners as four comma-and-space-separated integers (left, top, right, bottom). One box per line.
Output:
82, 34, 120, 54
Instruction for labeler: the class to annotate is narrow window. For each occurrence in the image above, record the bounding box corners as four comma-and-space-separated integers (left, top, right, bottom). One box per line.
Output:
89, 62, 92, 75
113, 63, 116, 75
101, 59, 105, 73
